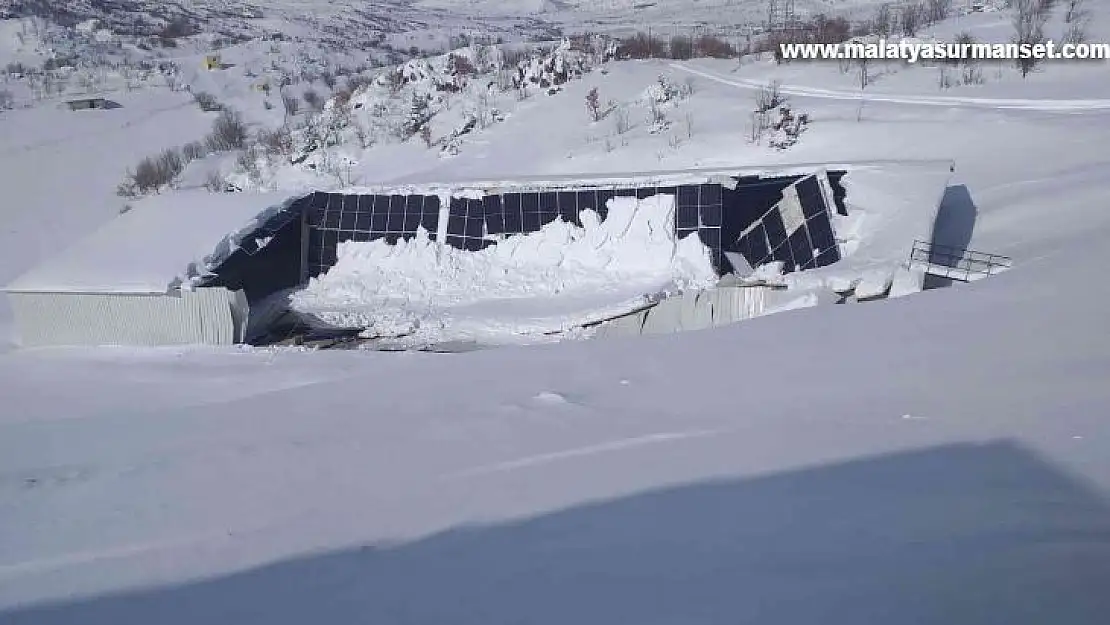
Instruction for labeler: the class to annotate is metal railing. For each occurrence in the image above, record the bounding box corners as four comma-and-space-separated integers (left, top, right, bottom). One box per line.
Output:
909, 240, 1012, 282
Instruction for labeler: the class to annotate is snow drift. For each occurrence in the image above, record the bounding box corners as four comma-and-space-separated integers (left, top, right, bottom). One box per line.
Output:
290, 194, 717, 343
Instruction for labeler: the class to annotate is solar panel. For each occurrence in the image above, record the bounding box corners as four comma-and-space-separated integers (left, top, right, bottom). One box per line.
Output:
297, 173, 841, 278
725, 173, 842, 274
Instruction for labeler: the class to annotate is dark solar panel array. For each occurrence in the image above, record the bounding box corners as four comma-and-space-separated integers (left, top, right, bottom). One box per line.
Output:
304, 191, 441, 277
301, 184, 727, 276
732, 174, 841, 274
456, 184, 723, 269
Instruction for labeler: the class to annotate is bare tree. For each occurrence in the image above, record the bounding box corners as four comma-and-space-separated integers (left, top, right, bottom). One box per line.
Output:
857, 57, 871, 90
873, 4, 894, 37
613, 106, 631, 135
926, 0, 953, 24
1012, 0, 1050, 78
585, 87, 601, 122
303, 89, 323, 111
1063, 0, 1089, 43
181, 140, 207, 161
669, 36, 694, 60
900, 3, 927, 37
192, 91, 222, 112
257, 126, 293, 157
647, 98, 669, 131
755, 80, 787, 113
856, 57, 871, 121
118, 148, 185, 196
420, 124, 433, 148
206, 109, 249, 152
281, 94, 300, 125
749, 82, 788, 144
1065, 0, 1087, 23
204, 170, 227, 193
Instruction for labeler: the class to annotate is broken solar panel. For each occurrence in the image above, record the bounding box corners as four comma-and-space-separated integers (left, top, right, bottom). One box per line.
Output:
732, 172, 841, 274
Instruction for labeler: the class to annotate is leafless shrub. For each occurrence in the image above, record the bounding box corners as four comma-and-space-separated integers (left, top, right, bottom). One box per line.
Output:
447, 53, 477, 76
1063, 20, 1087, 45
809, 15, 852, 44
204, 170, 227, 192
938, 66, 953, 89
181, 140, 206, 161
257, 126, 293, 156
618, 32, 668, 59
118, 148, 185, 196
755, 80, 787, 113
647, 99, 669, 131
303, 89, 323, 111
1065, 0, 1088, 23
900, 2, 927, 37
695, 35, 735, 59
192, 91, 222, 112
748, 110, 770, 143
236, 147, 262, 184
281, 94, 300, 123
159, 17, 196, 40
613, 106, 631, 134
420, 125, 433, 148
857, 57, 872, 91
206, 109, 248, 152
926, 0, 953, 24
332, 88, 353, 107
586, 87, 601, 122
962, 65, 985, 84
670, 36, 694, 60
346, 74, 374, 93
1012, 0, 1050, 78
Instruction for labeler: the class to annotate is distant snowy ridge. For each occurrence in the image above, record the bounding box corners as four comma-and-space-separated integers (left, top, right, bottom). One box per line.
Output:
291, 193, 717, 343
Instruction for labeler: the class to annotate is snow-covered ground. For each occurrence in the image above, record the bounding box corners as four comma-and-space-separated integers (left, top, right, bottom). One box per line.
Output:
2, 3, 1110, 622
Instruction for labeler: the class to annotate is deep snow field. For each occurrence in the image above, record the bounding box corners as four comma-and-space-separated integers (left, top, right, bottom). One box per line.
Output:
2, 3, 1110, 623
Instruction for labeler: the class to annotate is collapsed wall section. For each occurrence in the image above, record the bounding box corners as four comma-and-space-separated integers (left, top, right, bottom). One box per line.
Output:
728, 171, 843, 275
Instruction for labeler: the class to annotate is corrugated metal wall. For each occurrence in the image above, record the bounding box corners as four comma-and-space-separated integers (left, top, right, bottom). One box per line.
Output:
594, 286, 773, 339
8, 288, 247, 347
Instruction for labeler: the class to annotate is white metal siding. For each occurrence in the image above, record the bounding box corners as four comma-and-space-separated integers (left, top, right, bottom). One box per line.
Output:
7, 288, 247, 347
596, 286, 772, 339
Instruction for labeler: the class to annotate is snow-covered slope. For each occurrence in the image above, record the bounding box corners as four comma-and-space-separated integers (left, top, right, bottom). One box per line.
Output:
1, 3, 1110, 621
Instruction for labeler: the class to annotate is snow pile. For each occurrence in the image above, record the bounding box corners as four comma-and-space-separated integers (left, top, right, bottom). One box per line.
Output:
290, 193, 717, 343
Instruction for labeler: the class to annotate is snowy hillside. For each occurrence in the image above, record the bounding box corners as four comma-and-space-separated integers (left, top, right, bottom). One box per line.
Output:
2, 0, 1110, 622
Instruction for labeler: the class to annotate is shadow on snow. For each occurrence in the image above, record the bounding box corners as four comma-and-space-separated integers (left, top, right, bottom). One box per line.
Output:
6, 440, 1110, 625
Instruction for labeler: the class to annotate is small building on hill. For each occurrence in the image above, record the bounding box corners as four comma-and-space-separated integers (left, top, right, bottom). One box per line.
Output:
64, 97, 112, 111
2, 161, 952, 348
